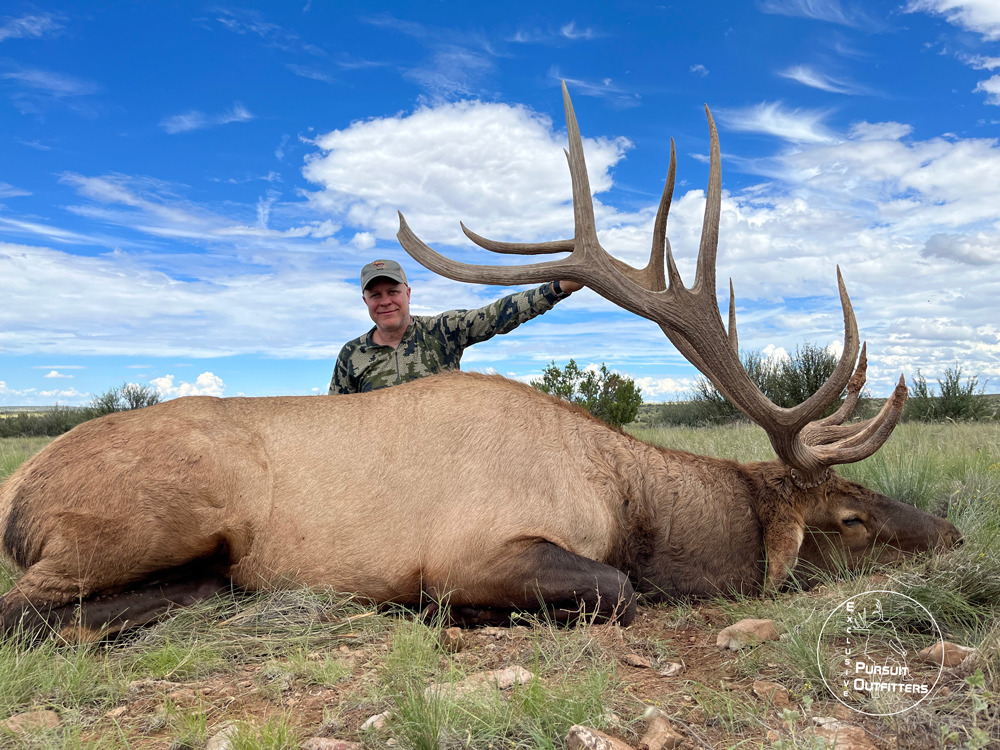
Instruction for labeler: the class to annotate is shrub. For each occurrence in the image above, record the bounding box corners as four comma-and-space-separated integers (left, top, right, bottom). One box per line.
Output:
531, 360, 643, 428
905, 366, 990, 422
86, 382, 162, 416
680, 342, 845, 425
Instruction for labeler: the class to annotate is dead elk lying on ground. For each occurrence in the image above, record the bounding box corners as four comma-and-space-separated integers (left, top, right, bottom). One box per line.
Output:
0, 85, 960, 640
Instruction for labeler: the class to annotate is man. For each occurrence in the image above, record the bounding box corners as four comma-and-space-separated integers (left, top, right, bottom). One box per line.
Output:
329, 258, 583, 395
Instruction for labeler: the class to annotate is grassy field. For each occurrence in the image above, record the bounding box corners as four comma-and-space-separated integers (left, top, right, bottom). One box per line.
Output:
0, 423, 998, 749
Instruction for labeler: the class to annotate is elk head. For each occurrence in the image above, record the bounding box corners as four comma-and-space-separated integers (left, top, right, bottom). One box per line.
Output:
396, 83, 961, 590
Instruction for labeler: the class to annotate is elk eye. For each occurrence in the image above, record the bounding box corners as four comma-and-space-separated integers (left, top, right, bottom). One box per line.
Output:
842, 517, 864, 527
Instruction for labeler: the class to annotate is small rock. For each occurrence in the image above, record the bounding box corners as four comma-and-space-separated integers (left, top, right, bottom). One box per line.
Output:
339, 645, 351, 653
716, 619, 780, 650
766, 729, 781, 742
440, 626, 465, 653
812, 716, 851, 731
638, 711, 683, 750
481, 626, 504, 638
687, 708, 705, 724
938, 686, 951, 697
566, 724, 636, 750
166, 688, 198, 703
427, 666, 534, 698
0, 710, 61, 734
386, 740, 398, 747
832, 704, 854, 721
301, 740, 363, 750
624, 653, 652, 668
205, 722, 239, 750
814, 725, 876, 750
315, 718, 343, 738
657, 662, 683, 677
361, 711, 391, 731
918, 642, 975, 668
752, 680, 789, 707
104, 706, 127, 719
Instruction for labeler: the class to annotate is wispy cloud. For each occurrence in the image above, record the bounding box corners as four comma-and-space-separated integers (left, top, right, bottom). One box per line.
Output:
759, 0, 873, 28
404, 47, 494, 99
0, 13, 64, 41
160, 102, 253, 134
975, 74, 1000, 105
0, 182, 30, 198
906, 0, 1000, 42
690, 64, 709, 76
207, 8, 325, 55
716, 101, 839, 143
549, 67, 641, 108
961, 53, 1000, 70
779, 64, 868, 94
286, 63, 336, 83
560, 21, 599, 40
43, 370, 73, 379
2, 67, 99, 96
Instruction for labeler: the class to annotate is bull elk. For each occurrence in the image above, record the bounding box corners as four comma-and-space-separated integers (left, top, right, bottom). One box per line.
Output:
0, 85, 960, 640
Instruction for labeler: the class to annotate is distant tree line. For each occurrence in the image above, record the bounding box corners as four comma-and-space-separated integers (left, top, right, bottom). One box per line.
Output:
654, 344, 996, 427
0, 383, 161, 439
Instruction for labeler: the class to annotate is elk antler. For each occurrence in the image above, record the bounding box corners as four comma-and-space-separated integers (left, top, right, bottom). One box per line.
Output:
397, 82, 907, 485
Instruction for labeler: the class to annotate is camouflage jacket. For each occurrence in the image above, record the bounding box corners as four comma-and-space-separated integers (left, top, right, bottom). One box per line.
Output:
329, 283, 565, 395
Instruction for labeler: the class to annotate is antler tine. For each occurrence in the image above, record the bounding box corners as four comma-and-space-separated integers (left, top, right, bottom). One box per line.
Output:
644, 138, 677, 293
693, 105, 721, 295
811, 375, 908, 464
460, 222, 576, 255
397, 212, 584, 286
802, 342, 867, 440
562, 81, 599, 246
728, 280, 738, 354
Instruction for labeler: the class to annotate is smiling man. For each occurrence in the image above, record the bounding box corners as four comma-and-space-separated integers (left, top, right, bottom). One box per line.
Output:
329, 259, 582, 395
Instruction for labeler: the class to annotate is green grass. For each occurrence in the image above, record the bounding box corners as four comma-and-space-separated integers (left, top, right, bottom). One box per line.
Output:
1, 424, 999, 748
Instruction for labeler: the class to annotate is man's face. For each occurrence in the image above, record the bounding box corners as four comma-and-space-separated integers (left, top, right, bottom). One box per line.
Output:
363, 279, 411, 334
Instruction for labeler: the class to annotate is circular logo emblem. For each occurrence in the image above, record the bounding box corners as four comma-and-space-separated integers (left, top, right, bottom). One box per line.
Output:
816, 590, 944, 716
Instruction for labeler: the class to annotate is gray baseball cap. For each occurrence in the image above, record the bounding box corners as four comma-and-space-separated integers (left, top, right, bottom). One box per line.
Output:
360, 259, 408, 290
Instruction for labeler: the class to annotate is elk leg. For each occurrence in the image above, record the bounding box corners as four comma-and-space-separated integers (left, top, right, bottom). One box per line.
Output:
1, 555, 233, 641
432, 541, 636, 626
763, 521, 805, 591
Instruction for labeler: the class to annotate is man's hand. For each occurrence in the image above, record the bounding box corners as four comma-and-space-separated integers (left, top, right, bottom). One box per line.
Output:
558, 280, 584, 294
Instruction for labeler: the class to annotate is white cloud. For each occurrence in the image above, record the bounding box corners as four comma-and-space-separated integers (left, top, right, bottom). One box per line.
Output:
632, 376, 697, 399
352, 231, 376, 250
560, 21, 598, 40
39, 387, 84, 398
0, 182, 30, 198
302, 100, 631, 245
43, 370, 73, 379
962, 53, 1000, 70
160, 102, 253, 134
759, 0, 869, 27
974, 74, 1000, 105
921, 232, 1000, 265
690, 64, 709, 76
716, 102, 839, 144
906, 0, 1000, 41
778, 65, 866, 95
848, 121, 913, 141
0, 13, 64, 41
1, 68, 98, 96
151, 372, 226, 398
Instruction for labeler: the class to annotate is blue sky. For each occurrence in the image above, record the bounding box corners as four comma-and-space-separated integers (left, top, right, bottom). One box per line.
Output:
1, 0, 998, 405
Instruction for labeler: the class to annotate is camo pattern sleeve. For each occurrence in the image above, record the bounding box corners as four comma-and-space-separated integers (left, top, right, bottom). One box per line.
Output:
327, 283, 565, 394
432, 282, 562, 350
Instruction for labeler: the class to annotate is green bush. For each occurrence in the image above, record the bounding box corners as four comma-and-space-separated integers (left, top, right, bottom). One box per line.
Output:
87, 381, 162, 416
677, 342, 845, 426
905, 366, 991, 422
0, 382, 162, 438
531, 360, 643, 428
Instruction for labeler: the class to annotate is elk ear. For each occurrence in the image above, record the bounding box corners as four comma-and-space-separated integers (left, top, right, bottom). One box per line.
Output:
762, 516, 806, 591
